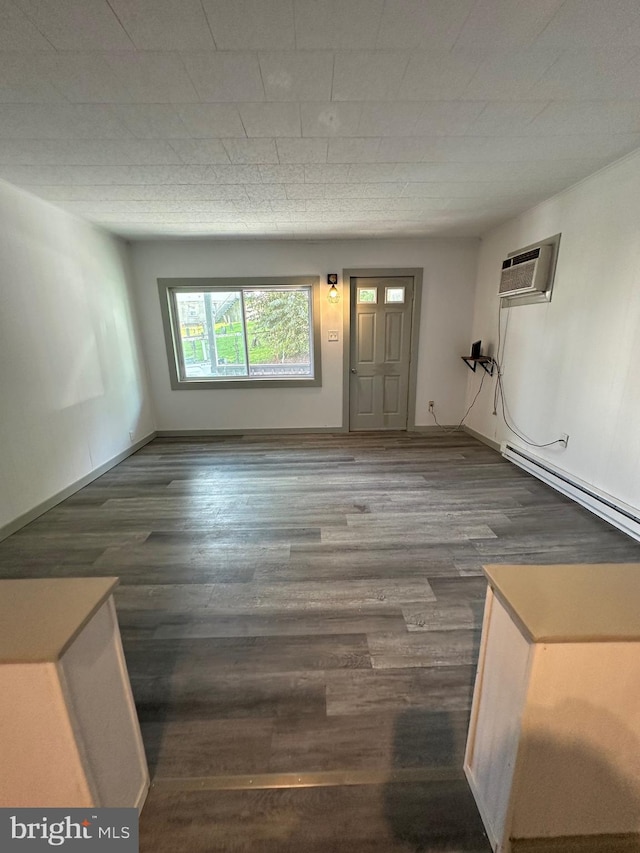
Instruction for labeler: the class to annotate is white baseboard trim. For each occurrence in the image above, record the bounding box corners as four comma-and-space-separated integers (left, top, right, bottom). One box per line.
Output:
502, 442, 640, 544
411, 425, 499, 444
463, 425, 501, 451
158, 426, 476, 437
0, 432, 157, 543
155, 427, 343, 437
410, 424, 458, 433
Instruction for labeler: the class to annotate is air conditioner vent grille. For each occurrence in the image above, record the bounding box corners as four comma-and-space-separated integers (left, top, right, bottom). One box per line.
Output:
498, 243, 552, 298
512, 248, 541, 265
499, 261, 537, 295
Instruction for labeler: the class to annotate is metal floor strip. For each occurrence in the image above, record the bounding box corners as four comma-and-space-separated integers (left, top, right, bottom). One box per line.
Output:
151, 767, 465, 792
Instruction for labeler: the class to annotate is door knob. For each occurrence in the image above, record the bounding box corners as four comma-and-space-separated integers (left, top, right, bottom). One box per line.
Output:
351, 368, 357, 374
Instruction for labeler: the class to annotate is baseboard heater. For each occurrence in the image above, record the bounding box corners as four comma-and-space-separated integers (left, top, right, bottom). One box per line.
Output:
501, 442, 640, 544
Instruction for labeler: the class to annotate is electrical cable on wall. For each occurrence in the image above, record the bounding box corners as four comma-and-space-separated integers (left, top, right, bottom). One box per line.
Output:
429, 368, 487, 433
493, 301, 565, 449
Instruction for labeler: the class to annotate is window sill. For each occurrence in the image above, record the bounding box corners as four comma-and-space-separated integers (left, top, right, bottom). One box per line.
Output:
169, 377, 322, 390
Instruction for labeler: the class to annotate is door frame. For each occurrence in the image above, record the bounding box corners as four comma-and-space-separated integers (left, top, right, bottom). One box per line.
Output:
341, 267, 423, 432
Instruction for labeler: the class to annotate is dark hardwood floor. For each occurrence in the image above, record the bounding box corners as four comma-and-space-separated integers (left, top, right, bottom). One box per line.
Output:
3, 431, 640, 852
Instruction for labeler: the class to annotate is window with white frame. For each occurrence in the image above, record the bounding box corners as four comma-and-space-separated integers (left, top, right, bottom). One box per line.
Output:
158, 277, 321, 389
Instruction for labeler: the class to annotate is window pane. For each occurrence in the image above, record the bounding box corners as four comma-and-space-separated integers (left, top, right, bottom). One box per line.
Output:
357, 287, 377, 303
385, 286, 405, 303
175, 291, 247, 378
243, 289, 312, 377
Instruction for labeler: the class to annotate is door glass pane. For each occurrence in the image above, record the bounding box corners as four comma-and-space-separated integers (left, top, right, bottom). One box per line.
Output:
175, 291, 247, 378
243, 288, 313, 377
385, 286, 405, 303
357, 287, 377, 304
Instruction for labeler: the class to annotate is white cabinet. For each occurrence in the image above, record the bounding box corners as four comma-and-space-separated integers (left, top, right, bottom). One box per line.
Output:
465, 564, 640, 853
0, 578, 149, 809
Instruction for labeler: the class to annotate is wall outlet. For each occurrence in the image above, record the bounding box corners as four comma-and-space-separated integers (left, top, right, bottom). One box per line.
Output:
560, 433, 569, 448
328, 330, 339, 342
129, 431, 135, 443
428, 400, 434, 412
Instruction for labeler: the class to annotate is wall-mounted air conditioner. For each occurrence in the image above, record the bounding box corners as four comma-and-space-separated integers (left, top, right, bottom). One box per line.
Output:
499, 244, 552, 298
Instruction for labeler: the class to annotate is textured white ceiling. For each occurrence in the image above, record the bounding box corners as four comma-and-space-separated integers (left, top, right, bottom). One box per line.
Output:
1, 0, 640, 239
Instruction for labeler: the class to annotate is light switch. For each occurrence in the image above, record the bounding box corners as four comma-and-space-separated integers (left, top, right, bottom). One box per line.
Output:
328, 330, 339, 342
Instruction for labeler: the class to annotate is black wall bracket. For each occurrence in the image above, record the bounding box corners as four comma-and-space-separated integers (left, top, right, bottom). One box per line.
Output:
461, 356, 495, 376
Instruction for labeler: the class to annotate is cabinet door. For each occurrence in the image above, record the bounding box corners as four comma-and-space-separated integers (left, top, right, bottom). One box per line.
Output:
464, 589, 533, 851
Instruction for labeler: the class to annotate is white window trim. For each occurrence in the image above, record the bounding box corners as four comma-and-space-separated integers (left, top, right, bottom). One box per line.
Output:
157, 277, 322, 390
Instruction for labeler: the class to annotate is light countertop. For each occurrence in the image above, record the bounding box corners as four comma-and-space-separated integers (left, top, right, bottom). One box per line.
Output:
0, 577, 119, 663
483, 563, 640, 643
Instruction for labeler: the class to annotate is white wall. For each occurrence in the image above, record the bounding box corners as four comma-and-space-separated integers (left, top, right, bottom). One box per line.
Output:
0, 180, 155, 532
466, 148, 640, 514
131, 237, 479, 432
